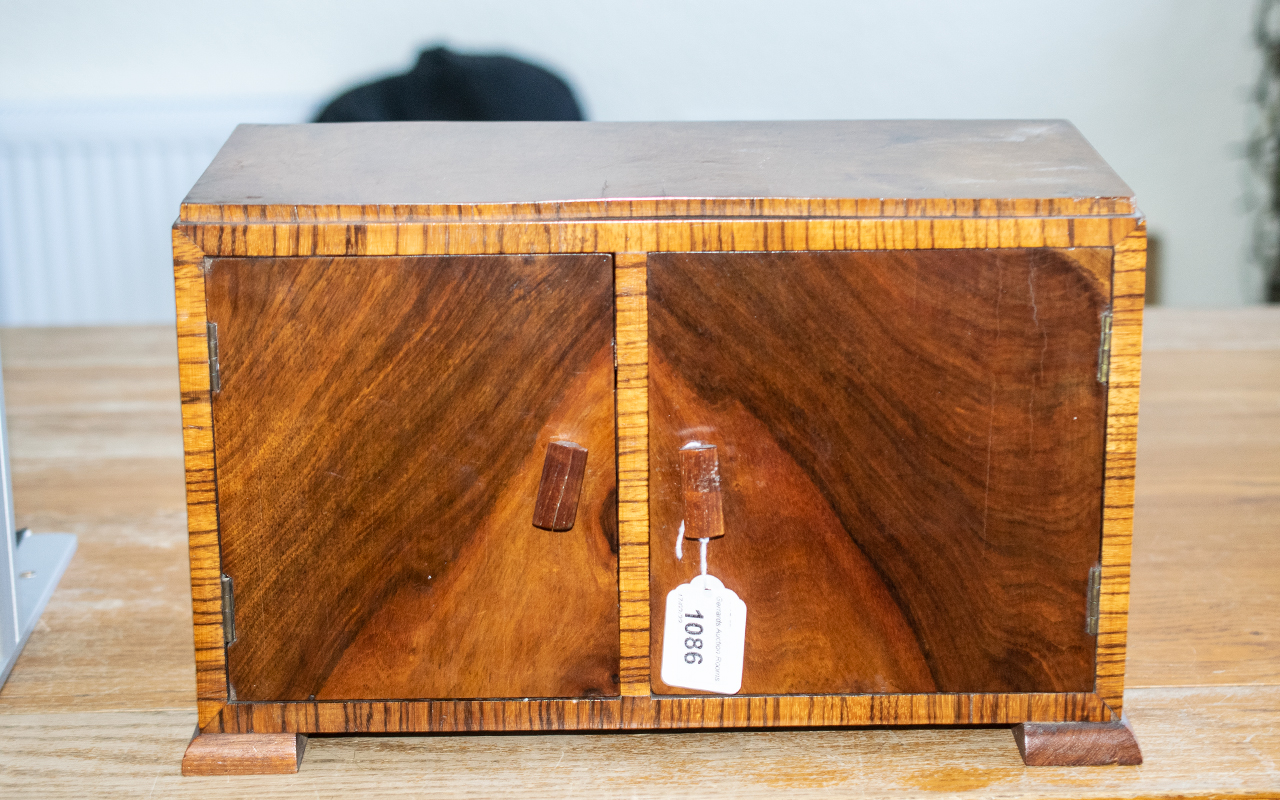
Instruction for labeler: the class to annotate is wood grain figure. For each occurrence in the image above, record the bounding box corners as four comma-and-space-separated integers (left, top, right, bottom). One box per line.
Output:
649, 248, 1110, 696
206, 254, 618, 701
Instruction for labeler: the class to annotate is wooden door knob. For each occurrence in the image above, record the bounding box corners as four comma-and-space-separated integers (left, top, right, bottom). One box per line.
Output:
532, 441, 588, 531
681, 443, 725, 539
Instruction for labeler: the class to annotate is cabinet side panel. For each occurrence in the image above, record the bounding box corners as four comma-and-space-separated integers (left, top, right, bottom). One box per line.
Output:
649, 248, 1110, 695
207, 254, 619, 701
1096, 226, 1147, 715
173, 230, 227, 729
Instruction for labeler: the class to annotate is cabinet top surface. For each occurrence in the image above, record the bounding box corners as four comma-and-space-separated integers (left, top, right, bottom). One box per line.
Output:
181, 120, 1135, 221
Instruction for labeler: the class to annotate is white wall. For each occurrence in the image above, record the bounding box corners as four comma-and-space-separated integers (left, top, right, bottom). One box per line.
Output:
0, 0, 1266, 323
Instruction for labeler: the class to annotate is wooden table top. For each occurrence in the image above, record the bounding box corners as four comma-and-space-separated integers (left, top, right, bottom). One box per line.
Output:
1, 308, 1277, 798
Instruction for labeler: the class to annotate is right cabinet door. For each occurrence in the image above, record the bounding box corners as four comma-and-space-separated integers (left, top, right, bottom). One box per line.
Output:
648, 248, 1111, 695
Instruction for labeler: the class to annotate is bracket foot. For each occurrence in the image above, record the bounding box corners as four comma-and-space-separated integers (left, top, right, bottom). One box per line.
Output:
182, 732, 307, 775
1014, 718, 1142, 766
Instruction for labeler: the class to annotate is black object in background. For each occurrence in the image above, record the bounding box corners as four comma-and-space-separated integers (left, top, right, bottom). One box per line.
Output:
315, 46, 584, 123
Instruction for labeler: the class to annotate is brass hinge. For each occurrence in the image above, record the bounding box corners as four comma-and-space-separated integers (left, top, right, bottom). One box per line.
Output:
207, 322, 221, 393
1085, 564, 1102, 635
1097, 310, 1113, 384
221, 573, 236, 645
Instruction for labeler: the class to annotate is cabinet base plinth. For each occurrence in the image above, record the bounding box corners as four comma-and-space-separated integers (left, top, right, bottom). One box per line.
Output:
181, 732, 307, 775
1013, 718, 1142, 766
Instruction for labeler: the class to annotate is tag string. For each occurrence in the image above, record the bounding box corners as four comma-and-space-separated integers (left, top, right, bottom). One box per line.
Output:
676, 521, 711, 581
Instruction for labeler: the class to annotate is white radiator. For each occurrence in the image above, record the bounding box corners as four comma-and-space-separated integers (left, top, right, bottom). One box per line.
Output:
0, 99, 312, 326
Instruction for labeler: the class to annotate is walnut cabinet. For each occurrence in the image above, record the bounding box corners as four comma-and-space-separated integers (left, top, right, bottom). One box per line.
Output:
173, 121, 1146, 774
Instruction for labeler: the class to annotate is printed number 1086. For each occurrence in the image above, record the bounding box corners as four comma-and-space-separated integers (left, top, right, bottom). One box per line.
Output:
683, 610, 704, 664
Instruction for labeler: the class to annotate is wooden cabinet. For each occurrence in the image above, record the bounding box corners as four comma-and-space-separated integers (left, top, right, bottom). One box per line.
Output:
174, 120, 1146, 774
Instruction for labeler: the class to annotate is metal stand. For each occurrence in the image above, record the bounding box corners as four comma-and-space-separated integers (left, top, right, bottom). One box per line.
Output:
1, 347, 76, 687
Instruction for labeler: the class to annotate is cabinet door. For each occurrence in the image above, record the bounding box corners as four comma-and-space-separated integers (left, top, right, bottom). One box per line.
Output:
648, 249, 1110, 695
207, 254, 618, 701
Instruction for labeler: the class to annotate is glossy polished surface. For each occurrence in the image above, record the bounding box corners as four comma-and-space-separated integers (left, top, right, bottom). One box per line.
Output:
206, 254, 619, 701
649, 248, 1112, 695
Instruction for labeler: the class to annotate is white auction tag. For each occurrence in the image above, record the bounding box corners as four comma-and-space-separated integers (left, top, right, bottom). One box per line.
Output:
660, 574, 746, 694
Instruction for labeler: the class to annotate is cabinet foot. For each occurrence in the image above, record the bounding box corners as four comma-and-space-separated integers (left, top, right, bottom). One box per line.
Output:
181, 732, 307, 775
1013, 718, 1142, 766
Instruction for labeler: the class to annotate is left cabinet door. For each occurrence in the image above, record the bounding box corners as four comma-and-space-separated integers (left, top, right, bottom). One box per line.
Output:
205, 254, 619, 701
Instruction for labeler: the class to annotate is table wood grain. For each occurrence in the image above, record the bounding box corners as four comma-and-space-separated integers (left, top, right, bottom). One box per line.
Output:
1, 307, 1277, 797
